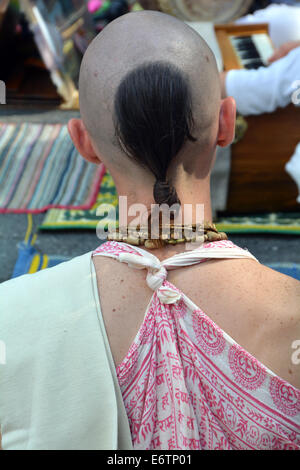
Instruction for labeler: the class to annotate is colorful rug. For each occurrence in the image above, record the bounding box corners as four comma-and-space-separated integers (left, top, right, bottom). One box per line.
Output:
40, 170, 118, 230
0, 123, 105, 213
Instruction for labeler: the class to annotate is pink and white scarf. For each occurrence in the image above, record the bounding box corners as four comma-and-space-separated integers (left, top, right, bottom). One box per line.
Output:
93, 240, 300, 450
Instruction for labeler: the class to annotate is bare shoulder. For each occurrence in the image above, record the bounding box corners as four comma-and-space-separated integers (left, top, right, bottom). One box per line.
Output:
209, 257, 299, 314
253, 263, 300, 323
173, 257, 300, 319
221, 260, 300, 387
212, 259, 300, 333
252, 264, 300, 388
172, 258, 300, 387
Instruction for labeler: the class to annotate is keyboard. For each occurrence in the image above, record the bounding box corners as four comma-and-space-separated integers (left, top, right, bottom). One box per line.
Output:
230, 33, 274, 69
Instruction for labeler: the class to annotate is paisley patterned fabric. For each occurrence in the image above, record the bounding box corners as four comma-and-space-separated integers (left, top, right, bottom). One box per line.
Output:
93, 240, 300, 450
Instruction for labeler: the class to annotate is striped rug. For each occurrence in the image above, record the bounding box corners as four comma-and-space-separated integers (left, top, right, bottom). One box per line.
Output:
0, 122, 105, 213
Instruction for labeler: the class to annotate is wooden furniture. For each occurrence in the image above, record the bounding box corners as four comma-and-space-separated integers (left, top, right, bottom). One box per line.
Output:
215, 23, 300, 213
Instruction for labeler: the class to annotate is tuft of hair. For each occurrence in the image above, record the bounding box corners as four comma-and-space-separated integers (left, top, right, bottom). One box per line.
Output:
113, 61, 197, 206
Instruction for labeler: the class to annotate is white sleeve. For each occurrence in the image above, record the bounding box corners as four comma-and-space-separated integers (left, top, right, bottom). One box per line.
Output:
235, 4, 300, 48
225, 47, 300, 116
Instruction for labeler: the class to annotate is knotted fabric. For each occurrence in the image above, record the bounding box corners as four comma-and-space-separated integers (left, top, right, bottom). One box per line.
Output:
119, 251, 180, 304
96, 240, 258, 305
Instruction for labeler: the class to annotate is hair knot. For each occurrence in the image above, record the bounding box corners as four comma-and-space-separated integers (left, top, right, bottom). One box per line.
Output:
153, 180, 180, 207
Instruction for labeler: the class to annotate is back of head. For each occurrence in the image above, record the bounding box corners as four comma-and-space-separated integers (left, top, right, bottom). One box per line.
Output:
79, 11, 222, 207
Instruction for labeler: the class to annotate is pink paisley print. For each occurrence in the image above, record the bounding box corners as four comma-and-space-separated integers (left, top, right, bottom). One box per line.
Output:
117, 342, 139, 388
138, 304, 156, 345
270, 376, 300, 418
228, 344, 267, 391
93, 240, 141, 257
192, 309, 226, 356
93, 240, 300, 450
172, 298, 187, 319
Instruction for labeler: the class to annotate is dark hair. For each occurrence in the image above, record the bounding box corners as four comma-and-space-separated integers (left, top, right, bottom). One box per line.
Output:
113, 61, 196, 207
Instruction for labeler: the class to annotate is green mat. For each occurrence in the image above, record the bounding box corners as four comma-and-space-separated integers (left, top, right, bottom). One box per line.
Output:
40, 172, 300, 234
216, 213, 300, 235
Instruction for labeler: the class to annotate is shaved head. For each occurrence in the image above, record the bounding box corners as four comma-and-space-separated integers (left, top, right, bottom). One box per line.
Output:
79, 11, 221, 174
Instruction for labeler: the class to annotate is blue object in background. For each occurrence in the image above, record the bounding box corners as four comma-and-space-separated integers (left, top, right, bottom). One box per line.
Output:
11, 240, 69, 279
11, 215, 69, 279
268, 263, 300, 281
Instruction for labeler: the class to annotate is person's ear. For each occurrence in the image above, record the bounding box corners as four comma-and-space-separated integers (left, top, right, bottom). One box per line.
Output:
67, 118, 102, 164
217, 97, 236, 148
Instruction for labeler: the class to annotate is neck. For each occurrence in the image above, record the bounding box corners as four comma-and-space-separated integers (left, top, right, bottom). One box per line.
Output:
174, 172, 213, 224
114, 174, 213, 227
109, 171, 213, 260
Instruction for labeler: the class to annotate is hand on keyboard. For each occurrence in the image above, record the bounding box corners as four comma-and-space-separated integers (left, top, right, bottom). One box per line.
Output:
268, 40, 300, 64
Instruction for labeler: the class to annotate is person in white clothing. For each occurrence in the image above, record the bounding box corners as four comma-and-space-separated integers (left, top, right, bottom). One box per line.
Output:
221, 42, 300, 116
236, 3, 300, 48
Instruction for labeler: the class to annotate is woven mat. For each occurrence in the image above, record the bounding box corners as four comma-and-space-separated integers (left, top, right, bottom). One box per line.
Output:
40, 170, 118, 229
0, 123, 105, 213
